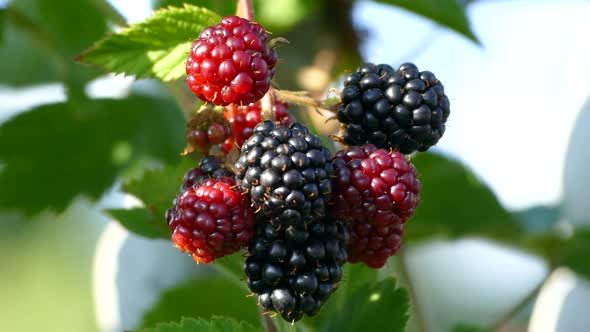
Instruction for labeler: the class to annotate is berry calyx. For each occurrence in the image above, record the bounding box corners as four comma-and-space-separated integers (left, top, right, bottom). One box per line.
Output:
186, 15, 278, 106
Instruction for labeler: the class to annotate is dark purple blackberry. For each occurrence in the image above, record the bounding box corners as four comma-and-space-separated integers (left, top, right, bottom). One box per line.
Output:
244, 217, 348, 322
180, 156, 234, 191
234, 121, 334, 227
337, 62, 450, 154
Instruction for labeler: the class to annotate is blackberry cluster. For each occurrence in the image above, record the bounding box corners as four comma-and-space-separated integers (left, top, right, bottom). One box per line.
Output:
244, 217, 348, 322
337, 62, 450, 153
234, 121, 333, 227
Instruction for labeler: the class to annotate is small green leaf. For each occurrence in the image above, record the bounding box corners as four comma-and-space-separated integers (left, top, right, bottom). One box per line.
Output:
106, 208, 170, 239
321, 278, 409, 332
0, 95, 185, 215
140, 277, 261, 329
373, 0, 479, 44
406, 153, 521, 242
135, 316, 262, 332
79, 5, 221, 81
107, 157, 196, 238
120, 158, 195, 222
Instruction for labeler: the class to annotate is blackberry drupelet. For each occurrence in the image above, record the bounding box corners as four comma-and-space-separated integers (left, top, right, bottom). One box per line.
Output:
180, 156, 233, 191
244, 217, 348, 322
234, 121, 334, 227
337, 62, 450, 153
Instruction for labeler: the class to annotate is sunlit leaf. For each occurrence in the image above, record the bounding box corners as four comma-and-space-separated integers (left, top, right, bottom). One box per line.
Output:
78, 5, 220, 81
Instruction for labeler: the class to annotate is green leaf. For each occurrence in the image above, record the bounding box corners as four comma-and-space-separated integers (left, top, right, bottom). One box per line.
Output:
321, 278, 409, 332
306, 263, 379, 330
106, 208, 170, 239
524, 229, 590, 280
0, 1, 109, 86
452, 325, 491, 332
514, 205, 562, 234
0, 95, 185, 215
79, 5, 221, 81
373, 0, 479, 44
255, 0, 320, 33
140, 277, 261, 329
108, 158, 195, 238
135, 317, 262, 332
406, 153, 521, 242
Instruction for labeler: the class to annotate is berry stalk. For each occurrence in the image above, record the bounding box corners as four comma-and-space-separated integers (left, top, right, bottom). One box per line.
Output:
236, 0, 255, 21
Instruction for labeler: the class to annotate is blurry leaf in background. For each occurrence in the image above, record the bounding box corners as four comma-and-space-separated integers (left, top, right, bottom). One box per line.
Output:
140, 276, 261, 329
320, 278, 409, 332
107, 158, 195, 239
452, 324, 492, 332
254, 0, 320, 33
373, 0, 479, 44
78, 5, 220, 81
155, 0, 236, 17
406, 153, 521, 241
525, 229, 590, 281
0, 95, 185, 215
136, 316, 262, 332
514, 205, 562, 235
1, 0, 109, 86
0, 8, 5, 42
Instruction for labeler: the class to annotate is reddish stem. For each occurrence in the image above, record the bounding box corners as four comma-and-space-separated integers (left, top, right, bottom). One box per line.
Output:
236, 0, 255, 20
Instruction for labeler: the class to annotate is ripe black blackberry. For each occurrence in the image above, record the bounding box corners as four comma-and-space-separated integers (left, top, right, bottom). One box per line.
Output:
180, 156, 233, 191
337, 62, 450, 154
244, 217, 348, 322
234, 121, 334, 227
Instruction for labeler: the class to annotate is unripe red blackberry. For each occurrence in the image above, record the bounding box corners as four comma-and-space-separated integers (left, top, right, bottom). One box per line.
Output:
244, 217, 348, 322
166, 174, 254, 264
234, 121, 334, 227
331, 144, 420, 268
186, 15, 278, 106
337, 62, 450, 153
222, 101, 295, 153
186, 106, 232, 154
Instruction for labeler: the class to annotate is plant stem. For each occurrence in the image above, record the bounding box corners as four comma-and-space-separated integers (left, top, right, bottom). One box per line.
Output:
492, 274, 548, 331
167, 82, 195, 120
397, 250, 428, 332
236, 0, 255, 20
